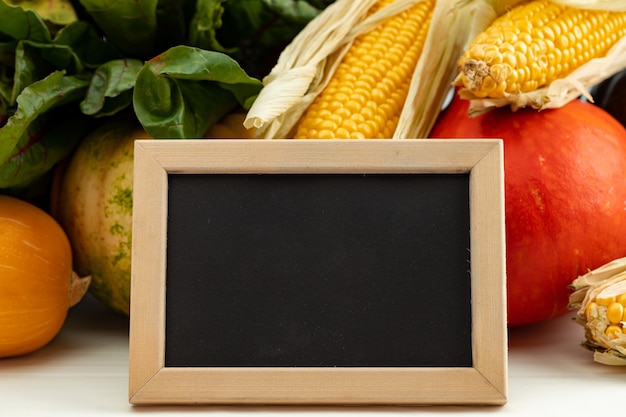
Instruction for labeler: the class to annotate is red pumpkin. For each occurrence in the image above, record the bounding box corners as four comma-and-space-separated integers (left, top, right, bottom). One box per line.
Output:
429, 96, 626, 327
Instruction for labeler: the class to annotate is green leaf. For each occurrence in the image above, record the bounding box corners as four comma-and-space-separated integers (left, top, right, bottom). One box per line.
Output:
0, 106, 93, 190
76, 0, 158, 58
0, 1, 52, 43
7, 22, 120, 104
188, 0, 235, 54
133, 46, 262, 138
217, 0, 329, 78
0, 71, 89, 164
154, 0, 196, 51
53, 21, 122, 68
12, 42, 52, 105
81, 59, 143, 116
264, 0, 331, 21
18, 40, 84, 75
3, 0, 78, 26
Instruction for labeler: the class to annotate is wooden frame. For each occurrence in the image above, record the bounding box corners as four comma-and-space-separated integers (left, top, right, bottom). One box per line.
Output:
128, 139, 507, 406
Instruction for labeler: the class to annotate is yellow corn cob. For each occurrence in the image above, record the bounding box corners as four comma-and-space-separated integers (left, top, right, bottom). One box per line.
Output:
569, 257, 626, 365
454, 0, 626, 99
294, 0, 434, 139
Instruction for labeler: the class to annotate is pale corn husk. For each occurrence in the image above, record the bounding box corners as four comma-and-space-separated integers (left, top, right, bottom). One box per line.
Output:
244, 0, 505, 139
457, 0, 626, 116
569, 257, 626, 366
394, 0, 495, 138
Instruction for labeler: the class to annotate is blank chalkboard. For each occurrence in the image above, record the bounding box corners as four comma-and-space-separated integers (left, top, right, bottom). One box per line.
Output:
165, 173, 471, 368
129, 139, 507, 406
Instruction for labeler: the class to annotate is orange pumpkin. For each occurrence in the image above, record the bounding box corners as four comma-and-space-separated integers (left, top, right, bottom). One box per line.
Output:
0, 195, 90, 358
430, 97, 626, 327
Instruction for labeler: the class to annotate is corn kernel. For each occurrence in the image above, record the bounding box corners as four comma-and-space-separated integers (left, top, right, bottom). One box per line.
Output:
585, 301, 598, 320
334, 127, 351, 139
605, 324, 623, 338
607, 302, 624, 324
597, 296, 616, 307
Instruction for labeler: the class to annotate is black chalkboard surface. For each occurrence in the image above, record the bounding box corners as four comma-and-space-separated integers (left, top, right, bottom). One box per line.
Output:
165, 173, 472, 368
128, 139, 507, 406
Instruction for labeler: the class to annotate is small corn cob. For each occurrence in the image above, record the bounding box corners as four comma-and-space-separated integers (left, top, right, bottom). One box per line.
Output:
454, 0, 626, 99
294, 0, 434, 139
569, 257, 626, 366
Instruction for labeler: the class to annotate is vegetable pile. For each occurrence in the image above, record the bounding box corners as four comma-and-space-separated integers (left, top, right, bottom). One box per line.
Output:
0, 0, 329, 192
0, 0, 332, 354
2, 0, 626, 364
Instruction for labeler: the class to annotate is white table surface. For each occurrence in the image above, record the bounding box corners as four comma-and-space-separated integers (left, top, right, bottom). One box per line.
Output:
1, 293, 624, 416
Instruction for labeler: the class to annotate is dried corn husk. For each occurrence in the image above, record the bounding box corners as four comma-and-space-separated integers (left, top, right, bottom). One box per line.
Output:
244, 0, 505, 139
569, 257, 626, 366
394, 0, 495, 138
458, 0, 626, 116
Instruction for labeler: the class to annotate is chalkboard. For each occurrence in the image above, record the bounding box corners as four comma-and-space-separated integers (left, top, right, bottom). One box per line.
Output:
165, 173, 471, 368
129, 139, 507, 406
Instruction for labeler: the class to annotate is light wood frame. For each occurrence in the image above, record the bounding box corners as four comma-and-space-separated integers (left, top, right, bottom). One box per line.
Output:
129, 139, 507, 406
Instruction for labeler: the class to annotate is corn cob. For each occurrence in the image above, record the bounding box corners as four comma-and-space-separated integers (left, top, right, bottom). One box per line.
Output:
569, 257, 626, 366
294, 0, 434, 139
454, 0, 626, 99
244, 0, 483, 139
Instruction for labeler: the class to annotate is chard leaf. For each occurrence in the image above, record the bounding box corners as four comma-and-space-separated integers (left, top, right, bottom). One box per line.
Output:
16, 40, 83, 78
188, 0, 234, 54
133, 46, 262, 138
218, 0, 329, 78
0, 71, 89, 165
154, 0, 196, 51
81, 59, 143, 116
0, 80, 11, 109
0, 106, 93, 189
12, 42, 52, 104
0, 1, 52, 42
8, 22, 120, 105
76, 0, 158, 58
256, 0, 326, 23
53, 21, 121, 68
3, 0, 78, 25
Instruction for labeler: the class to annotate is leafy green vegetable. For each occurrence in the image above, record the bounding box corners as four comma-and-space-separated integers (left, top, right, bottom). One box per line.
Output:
188, 0, 233, 54
53, 21, 121, 68
217, 0, 334, 78
134, 46, 262, 138
81, 59, 143, 116
0, 0, 333, 190
76, 0, 159, 58
0, 71, 93, 188
3, 0, 78, 25
0, 1, 51, 43
0, 2, 120, 189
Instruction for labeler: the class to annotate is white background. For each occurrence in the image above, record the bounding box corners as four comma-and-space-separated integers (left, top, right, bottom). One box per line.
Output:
1, 293, 624, 416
